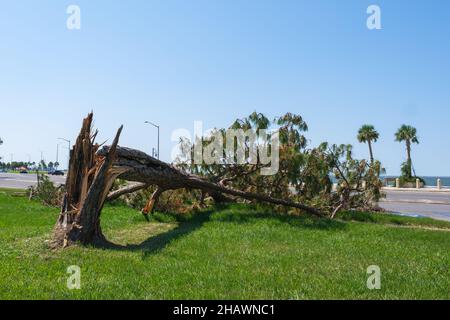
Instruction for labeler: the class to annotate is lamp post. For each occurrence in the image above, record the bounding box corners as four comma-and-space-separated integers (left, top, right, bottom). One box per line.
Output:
144, 121, 160, 159
38, 151, 44, 170
58, 138, 71, 169
56, 144, 60, 169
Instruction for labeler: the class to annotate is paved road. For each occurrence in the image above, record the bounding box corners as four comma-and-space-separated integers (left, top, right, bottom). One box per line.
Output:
380, 190, 450, 222
0, 173, 66, 189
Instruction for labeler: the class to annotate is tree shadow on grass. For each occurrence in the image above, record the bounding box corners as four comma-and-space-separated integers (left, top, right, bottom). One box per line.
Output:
98, 205, 347, 256
99, 210, 213, 257
212, 210, 347, 231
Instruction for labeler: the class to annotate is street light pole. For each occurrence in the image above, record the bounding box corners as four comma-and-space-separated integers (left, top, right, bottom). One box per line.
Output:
144, 121, 160, 159
56, 144, 59, 169
58, 138, 71, 169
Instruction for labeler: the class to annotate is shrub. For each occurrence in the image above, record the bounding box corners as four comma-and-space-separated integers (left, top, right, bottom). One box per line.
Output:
29, 174, 64, 207
399, 161, 425, 187
119, 186, 206, 215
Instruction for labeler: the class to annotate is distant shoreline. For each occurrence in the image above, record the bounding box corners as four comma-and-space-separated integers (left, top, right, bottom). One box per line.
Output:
381, 176, 450, 187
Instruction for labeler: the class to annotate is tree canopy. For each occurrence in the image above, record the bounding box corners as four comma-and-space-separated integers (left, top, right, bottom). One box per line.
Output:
357, 125, 379, 164
395, 125, 419, 144
357, 125, 379, 144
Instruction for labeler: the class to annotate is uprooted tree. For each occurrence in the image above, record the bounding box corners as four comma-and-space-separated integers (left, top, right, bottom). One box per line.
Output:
52, 113, 328, 248
52, 113, 383, 248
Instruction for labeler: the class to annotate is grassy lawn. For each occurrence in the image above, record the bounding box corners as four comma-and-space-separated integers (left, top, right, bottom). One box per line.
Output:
0, 188, 449, 300
5, 170, 48, 174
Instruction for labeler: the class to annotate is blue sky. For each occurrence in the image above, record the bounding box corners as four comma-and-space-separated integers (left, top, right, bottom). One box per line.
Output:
0, 0, 449, 175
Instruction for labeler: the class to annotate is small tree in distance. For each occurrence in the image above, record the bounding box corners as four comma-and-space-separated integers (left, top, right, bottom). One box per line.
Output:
357, 125, 379, 164
395, 125, 419, 178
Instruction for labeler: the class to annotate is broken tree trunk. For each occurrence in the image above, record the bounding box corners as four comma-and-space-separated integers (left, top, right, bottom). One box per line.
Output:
142, 187, 164, 216
52, 113, 125, 248
106, 182, 148, 202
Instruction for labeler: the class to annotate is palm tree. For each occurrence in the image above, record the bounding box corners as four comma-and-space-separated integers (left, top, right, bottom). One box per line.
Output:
395, 125, 419, 177
357, 125, 379, 164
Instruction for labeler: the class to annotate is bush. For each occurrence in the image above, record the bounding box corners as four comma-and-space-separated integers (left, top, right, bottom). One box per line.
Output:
119, 185, 207, 215
399, 175, 426, 187
29, 174, 64, 207
399, 161, 425, 187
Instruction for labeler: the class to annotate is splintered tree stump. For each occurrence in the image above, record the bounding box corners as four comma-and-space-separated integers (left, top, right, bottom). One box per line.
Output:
53, 113, 322, 248
52, 113, 125, 248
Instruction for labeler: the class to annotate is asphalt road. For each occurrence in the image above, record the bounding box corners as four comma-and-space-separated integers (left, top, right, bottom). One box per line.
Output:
0, 173, 66, 189
380, 190, 450, 221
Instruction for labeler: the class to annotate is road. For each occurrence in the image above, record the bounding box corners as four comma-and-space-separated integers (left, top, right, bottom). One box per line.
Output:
0, 173, 66, 189
380, 189, 450, 222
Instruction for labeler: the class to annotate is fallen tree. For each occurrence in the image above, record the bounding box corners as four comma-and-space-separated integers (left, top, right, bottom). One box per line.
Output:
99, 146, 323, 217
52, 113, 323, 248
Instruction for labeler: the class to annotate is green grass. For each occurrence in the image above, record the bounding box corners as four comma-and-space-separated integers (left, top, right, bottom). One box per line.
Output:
0, 188, 28, 195
0, 188, 449, 300
6, 170, 48, 174
336, 210, 450, 229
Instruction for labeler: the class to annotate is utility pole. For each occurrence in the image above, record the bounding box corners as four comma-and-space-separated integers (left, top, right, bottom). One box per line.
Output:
58, 138, 71, 169
56, 144, 59, 169
144, 121, 160, 159
39, 151, 44, 171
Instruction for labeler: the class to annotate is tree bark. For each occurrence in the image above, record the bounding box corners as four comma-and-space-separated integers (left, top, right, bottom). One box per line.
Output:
368, 140, 374, 164
106, 182, 148, 201
52, 113, 125, 248
142, 187, 164, 218
406, 140, 412, 177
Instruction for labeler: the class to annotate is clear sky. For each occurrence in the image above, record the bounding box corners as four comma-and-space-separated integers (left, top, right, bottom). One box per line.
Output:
0, 0, 449, 175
